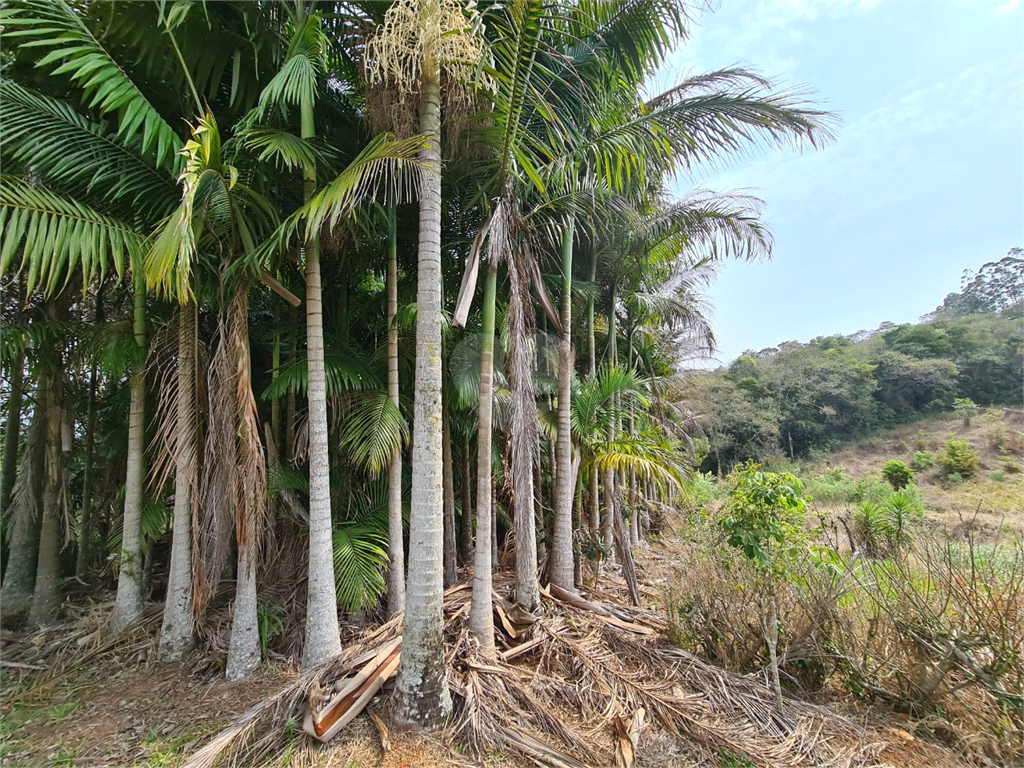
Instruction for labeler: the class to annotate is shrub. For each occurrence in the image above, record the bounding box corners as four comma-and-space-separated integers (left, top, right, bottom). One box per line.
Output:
953, 397, 979, 427
854, 474, 893, 505
983, 410, 1008, 451
1001, 457, 1022, 474
911, 450, 935, 471
685, 472, 725, 511
939, 437, 978, 478
881, 460, 914, 490
989, 470, 1007, 483
945, 472, 964, 484
805, 473, 859, 505
850, 488, 924, 557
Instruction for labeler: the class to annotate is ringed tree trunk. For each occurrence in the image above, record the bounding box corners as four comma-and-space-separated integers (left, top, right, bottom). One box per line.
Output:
1, 348, 26, 525
386, 203, 406, 617
76, 286, 104, 576
588, 467, 600, 537
442, 384, 458, 587
159, 302, 197, 659
394, 61, 452, 729
1, 386, 45, 614
29, 364, 65, 627
469, 263, 498, 658
301, 94, 342, 670
460, 432, 473, 562
550, 217, 575, 591
506, 250, 540, 611
225, 290, 266, 682
115, 270, 148, 629
587, 255, 597, 380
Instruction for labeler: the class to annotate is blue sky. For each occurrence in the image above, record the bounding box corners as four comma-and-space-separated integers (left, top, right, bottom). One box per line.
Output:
652, 0, 1023, 365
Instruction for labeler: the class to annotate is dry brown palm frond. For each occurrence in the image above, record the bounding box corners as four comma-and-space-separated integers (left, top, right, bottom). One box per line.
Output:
146, 309, 207, 503
195, 308, 236, 619
185, 571, 899, 768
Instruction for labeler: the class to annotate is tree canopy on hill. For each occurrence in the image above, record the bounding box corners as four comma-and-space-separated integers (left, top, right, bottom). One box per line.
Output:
686, 259, 1023, 473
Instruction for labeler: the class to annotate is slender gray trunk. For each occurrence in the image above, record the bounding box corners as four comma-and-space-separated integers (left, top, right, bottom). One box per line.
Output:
116, 270, 148, 629
470, 264, 497, 658
551, 219, 575, 590
602, 466, 615, 558
76, 288, 104, 576
1, 386, 44, 614
300, 92, 342, 669
394, 68, 452, 729
442, 394, 458, 587
159, 304, 197, 659
29, 368, 64, 627
1, 349, 25, 522
75, 360, 98, 576
460, 432, 473, 562
588, 468, 599, 536
386, 204, 406, 617
226, 547, 260, 680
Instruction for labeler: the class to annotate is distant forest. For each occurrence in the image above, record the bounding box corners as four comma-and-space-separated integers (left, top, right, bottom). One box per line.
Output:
685, 250, 1023, 474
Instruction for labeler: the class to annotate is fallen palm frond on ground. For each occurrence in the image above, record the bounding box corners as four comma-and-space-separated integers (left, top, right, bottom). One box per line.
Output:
2, 601, 163, 703
183, 574, 910, 768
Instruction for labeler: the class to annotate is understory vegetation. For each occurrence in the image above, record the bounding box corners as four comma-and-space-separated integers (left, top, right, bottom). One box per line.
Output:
665, 413, 1024, 766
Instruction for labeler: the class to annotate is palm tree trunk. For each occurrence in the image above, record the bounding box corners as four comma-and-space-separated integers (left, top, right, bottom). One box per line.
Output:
588, 469, 600, 537
442, 397, 458, 587
159, 302, 197, 659
76, 287, 104, 576
226, 290, 265, 681
115, 272, 147, 630
470, 263, 497, 658
1, 349, 25, 524
460, 432, 473, 562
1, 387, 44, 615
394, 59, 452, 729
29, 365, 64, 627
386, 203, 405, 617
75, 359, 98, 577
603, 290, 618, 558
271, 328, 281, 446
551, 218, 575, 591
301, 90, 342, 670
285, 332, 297, 463
602, 466, 615, 557
587, 256, 597, 380
227, 545, 260, 680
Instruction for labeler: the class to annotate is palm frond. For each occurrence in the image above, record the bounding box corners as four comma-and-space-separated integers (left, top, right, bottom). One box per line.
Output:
332, 523, 388, 613
262, 340, 379, 401
0, 79, 178, 220
236, 126, 327, 171
256, 133, 424, 256
338, 389, 409, 476
0, 176, 146, 295
1, 0, 182, 169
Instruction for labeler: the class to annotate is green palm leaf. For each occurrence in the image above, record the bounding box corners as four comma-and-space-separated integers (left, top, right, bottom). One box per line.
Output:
257, 133, 425, 256
339, 390, 409, 476
0, 175, 146, 295
332, 523, 388, 613
0, 79, 178, 220
1, 0, 182, 170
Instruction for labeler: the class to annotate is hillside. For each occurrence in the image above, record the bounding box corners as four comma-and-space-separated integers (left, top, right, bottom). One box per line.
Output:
805, 409, 1023, 534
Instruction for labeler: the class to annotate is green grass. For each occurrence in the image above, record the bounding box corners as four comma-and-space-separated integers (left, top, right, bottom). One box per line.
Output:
48, 701, 81, 721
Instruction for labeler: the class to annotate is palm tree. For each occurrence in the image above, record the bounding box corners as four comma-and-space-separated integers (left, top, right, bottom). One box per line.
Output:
364, 0, 488, 728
